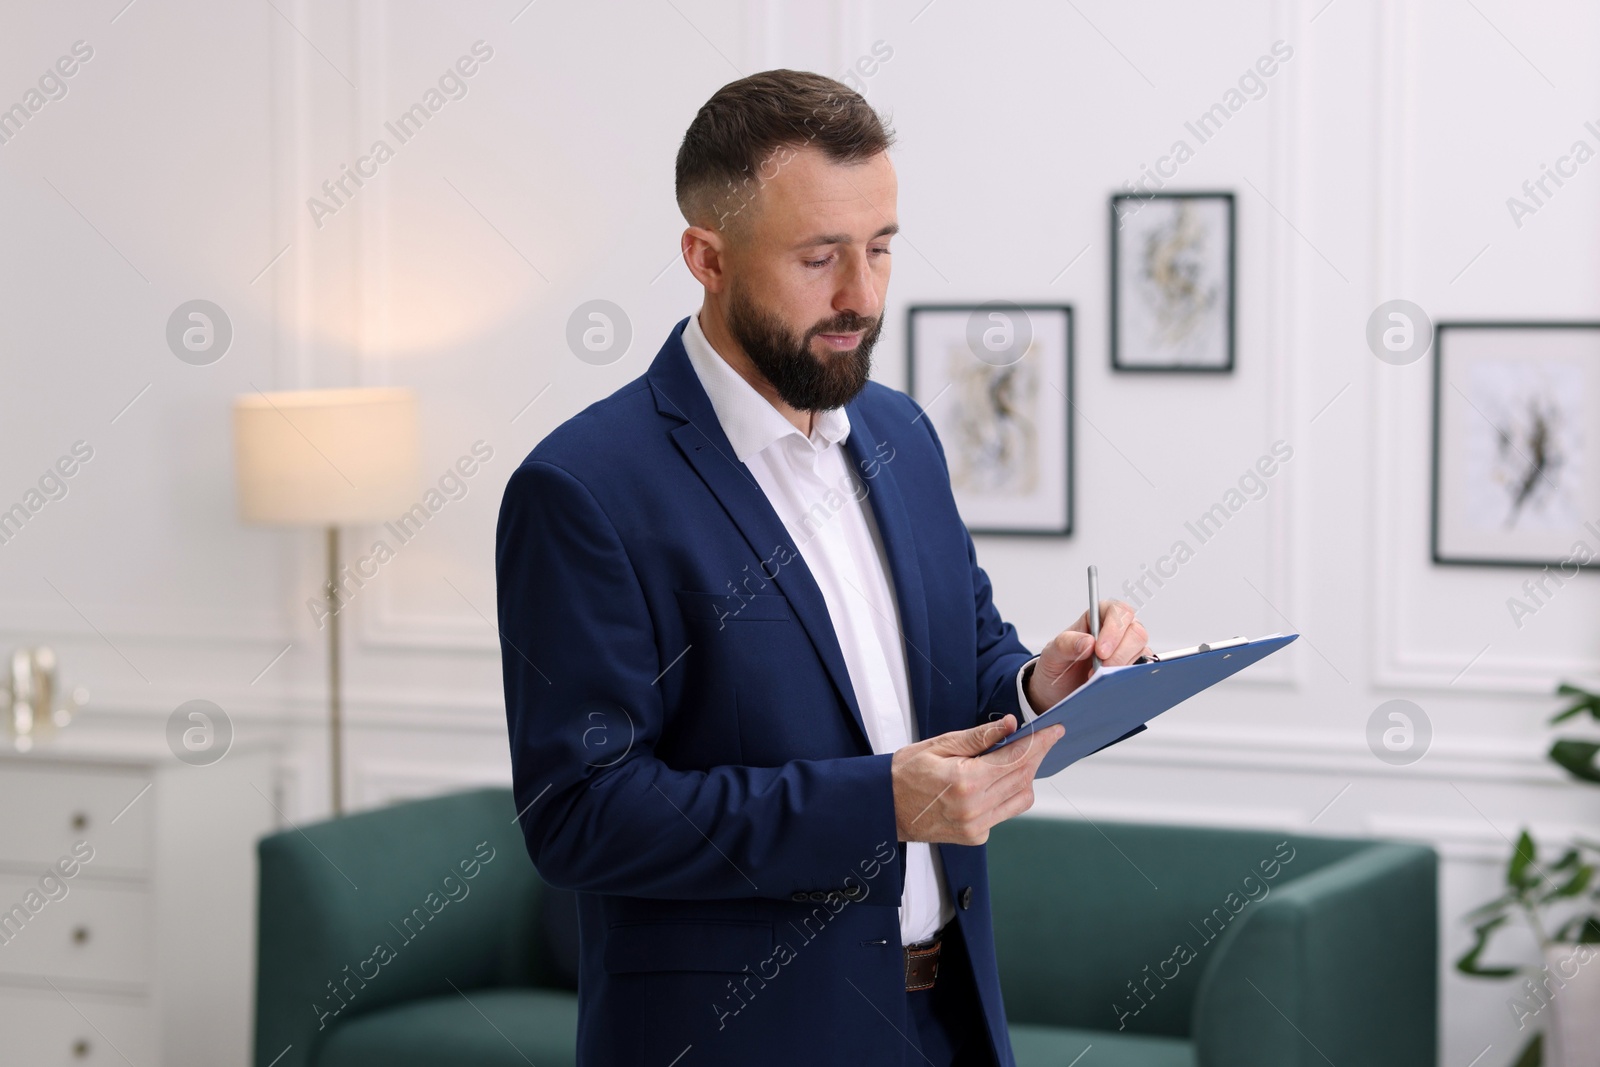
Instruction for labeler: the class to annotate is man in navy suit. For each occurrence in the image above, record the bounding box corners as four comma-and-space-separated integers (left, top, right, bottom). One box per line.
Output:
497, 69, 1151, 1067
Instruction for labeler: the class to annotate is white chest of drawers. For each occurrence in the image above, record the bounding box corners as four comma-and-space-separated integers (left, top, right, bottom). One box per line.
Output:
0, 740, 277, 1066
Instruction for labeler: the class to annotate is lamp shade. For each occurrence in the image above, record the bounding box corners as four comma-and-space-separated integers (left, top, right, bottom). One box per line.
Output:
233, 387, 420, 525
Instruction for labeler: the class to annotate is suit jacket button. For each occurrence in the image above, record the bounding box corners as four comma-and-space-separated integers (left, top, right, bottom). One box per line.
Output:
809, 891, 827, 902
792, 891, 809, 902
959, 886, 973, 910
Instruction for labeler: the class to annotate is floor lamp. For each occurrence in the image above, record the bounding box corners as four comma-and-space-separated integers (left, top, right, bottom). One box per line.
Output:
232, 387, 419, 816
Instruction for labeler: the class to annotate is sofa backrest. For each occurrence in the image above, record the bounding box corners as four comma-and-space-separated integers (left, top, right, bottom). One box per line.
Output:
255, 787, 574, 1067
984, 815, 1367, 1038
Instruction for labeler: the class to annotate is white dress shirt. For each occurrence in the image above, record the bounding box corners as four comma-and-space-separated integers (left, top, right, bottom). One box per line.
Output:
682, 311, 966, 945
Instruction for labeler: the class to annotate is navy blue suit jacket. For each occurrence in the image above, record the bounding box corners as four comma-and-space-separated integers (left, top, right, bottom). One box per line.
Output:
496, 318, 1036, 1066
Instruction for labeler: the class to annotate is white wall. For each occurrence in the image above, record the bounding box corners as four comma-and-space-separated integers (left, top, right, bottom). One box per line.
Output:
3, 0, 1598, 1062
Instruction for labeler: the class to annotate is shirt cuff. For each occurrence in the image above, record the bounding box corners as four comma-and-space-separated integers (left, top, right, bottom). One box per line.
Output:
1016, 656, 1042, 722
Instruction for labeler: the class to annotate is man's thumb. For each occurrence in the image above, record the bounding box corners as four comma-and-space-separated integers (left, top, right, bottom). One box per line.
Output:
937, 716, 1014, 757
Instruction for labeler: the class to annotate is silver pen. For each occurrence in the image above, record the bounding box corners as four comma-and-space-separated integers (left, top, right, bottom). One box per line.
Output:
1087, 565, 1100, 672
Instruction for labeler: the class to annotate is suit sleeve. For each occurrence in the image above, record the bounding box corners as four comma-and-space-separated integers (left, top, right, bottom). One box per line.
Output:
496, 459, 904, 904
906, 395, 1036, 727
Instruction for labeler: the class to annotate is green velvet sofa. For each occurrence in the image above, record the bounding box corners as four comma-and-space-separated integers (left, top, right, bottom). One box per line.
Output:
987, 815, 1437, 1066
255, 788, 1437, 1066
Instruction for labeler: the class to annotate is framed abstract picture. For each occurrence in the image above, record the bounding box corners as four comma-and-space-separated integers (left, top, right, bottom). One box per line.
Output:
1431, 322, 1600, 568
1110, 191, 1235, 372
906, 303, 1073, 536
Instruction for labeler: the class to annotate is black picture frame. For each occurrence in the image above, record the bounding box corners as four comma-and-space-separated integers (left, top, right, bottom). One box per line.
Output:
1110, 191, 1236, 373
1431, 320, 1600, 569
905, 303, 1073, 537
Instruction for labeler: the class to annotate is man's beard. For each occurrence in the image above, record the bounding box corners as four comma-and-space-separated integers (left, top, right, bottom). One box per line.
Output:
725, 283, 883, 412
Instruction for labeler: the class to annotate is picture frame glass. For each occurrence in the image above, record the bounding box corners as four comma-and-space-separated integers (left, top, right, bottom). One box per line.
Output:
907, 305, 1071, 535
1112, 194, 1233, 370
1434, 325, 1600, 566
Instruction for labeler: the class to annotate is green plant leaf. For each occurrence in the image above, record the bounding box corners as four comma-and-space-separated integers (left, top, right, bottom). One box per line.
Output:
1553, 915, 1600, 943
1510, 830, 1540, 891
1553, 683, 1600, 723
1466, 891, 1518, 921
1511, 1030, 1542, 1067
1533, 848, 1592, 903
1456, 914, 1519, 977
1550, 739, 1600, 784
1542, 861, 1593, 902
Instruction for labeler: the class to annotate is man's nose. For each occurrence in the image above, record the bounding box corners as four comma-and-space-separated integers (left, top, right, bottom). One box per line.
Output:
834, 251, 882, 321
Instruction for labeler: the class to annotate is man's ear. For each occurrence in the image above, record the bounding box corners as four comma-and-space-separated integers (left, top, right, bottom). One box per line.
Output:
682, 225, 729, 294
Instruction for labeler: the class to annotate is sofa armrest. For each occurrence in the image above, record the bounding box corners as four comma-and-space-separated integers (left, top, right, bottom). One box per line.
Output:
253, 788, 541, 1067
1191, 842, 1436, 1067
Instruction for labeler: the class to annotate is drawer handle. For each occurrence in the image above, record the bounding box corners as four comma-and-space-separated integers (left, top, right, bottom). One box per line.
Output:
73, 1038, 91, 1057
72, 925, 90, 945
71, 811, 89, 831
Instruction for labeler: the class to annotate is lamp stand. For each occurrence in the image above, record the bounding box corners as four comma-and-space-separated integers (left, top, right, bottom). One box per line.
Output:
325, 525, 344, 816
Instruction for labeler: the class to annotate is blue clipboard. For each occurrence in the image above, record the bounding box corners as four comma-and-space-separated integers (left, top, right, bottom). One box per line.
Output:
986, 633, 1299, 778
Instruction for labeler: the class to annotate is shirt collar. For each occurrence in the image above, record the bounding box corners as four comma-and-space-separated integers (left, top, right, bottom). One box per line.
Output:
680, 309, 852, 464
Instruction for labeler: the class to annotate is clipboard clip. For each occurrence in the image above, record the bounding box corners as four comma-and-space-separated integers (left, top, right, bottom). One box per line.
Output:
1134, 636, 1249, 665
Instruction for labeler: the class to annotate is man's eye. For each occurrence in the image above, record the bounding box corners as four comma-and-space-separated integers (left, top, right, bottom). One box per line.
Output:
804, 255, 833, 269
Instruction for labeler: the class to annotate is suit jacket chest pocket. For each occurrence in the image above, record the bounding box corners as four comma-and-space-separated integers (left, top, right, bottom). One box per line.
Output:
673, 589, 798, 702
673, 589, 849, 763
675, 588, 792, 625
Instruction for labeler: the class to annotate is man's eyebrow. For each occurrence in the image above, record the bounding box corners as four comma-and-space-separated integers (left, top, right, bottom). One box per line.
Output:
793, 222, 899, 248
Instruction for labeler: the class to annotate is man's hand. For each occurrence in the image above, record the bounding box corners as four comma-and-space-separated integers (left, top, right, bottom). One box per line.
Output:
1024, 599, 1152, 714
891, 716, 1065, 845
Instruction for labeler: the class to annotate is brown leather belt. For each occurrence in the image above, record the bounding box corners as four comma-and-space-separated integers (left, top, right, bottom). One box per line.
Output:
904, 930, 943, 992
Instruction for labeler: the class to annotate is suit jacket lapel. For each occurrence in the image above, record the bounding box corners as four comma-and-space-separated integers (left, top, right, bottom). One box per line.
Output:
648, 320, 874, 751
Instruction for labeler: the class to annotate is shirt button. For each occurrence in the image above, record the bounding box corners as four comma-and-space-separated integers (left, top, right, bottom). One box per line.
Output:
959, 886, 974, 910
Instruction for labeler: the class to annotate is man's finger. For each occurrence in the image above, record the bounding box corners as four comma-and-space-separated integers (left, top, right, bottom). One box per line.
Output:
976, 744, 1054, 831
978, 723, 1062, 784
1016, 723, 1062, 775
1069, 603, 1093, 635
984, 775, 1042, 830
933, 715, 1016, 758
977, 728, 1039, 773
1095, 600, 1134, 657
1039, 630, 1093, 677
975, 715, 1060, 771
1107, 622, 1148, 666
983, 746, 1047, 801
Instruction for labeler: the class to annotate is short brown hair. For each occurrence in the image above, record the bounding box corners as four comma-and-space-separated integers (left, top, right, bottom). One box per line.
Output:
675, 69, 895, 235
